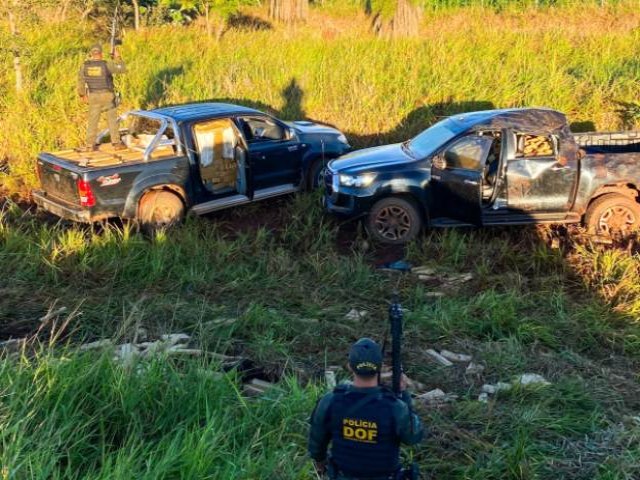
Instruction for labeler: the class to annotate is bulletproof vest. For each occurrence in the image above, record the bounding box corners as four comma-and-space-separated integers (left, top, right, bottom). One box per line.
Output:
82, 60, 114, 93
329, 386, 400, 478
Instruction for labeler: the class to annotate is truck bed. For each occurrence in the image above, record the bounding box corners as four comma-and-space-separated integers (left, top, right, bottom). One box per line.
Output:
573, 131, 640, 154
51, 143, 176, 168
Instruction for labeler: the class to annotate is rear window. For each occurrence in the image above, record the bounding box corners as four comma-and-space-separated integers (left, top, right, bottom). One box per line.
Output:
516, 134, 555, 158
123, 114, 177, 155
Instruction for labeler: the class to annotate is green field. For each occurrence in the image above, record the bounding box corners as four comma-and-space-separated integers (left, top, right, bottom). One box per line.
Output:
1, 2, 640, 479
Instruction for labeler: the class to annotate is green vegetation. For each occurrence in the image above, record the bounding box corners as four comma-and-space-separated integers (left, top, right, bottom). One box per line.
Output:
2, 2, 639, 192
1, 2, 640, 479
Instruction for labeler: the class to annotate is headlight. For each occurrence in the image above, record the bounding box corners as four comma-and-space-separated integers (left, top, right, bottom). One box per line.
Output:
339, 173, 375, 188
337, 134, 349, 144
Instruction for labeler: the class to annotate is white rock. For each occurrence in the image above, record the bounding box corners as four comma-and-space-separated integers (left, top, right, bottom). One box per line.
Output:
418, 388, 458, 405
325, 370, 337, 389
481, 382, 512, 394
481, 384, 497, 394
426, 349, 454, 367
516, 373, 551, 387
419, 388, 446, 402
425, 292, 445, 298
440, 350, 472, 363
411, 266, 436, 275
478, 392, 489, 403
115, 343, 139, 365
80, 339, 113, 351
160, 333, 190, 346
418, 274, 437, 281
345, 309, 367, 321
465, 362, 485, 375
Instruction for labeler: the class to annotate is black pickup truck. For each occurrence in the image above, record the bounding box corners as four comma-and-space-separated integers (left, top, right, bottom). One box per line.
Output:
324, 108, 640, 244
34, 102, 350, 229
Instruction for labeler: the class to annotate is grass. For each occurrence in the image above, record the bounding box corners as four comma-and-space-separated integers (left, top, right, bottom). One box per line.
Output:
1, 2, 640, 192
1, 2, 640, 479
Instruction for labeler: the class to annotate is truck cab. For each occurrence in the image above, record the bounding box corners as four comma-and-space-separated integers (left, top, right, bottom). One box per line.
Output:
34, 102, 351, 229
324, 108, 640, 244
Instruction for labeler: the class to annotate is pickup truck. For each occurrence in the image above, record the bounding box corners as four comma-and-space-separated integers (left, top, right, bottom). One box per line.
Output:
323, 108, 640, 244
34, 102, 350, 229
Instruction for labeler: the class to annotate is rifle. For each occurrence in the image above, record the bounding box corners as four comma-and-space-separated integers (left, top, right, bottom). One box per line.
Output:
389, 293, 403, 396
110, 1, 122, 59
388, 294, 420, 480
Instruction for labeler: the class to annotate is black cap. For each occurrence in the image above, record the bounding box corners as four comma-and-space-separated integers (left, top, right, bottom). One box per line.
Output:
348, 338, 382, 376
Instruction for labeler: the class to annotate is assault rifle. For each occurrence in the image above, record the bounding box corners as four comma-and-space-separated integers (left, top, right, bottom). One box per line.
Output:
389, 293, 403, 396
388, 294, 420, 480
110, 1, 122, 59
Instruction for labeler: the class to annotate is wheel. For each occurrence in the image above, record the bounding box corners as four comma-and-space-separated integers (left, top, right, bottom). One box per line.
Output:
307, 159, 327, 190
584, 193, 640, 236
365, 197, 422, 245
138, 191, 185, 233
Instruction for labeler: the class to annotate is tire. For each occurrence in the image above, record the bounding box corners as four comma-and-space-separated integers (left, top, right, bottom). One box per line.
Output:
584, 193, 640, 237
307, 159, 327, 190
138, 191, 185, 233
365, 197, 423, 245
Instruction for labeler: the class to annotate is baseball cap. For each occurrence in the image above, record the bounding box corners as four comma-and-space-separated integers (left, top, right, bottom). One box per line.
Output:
348, 338, 382, 376
90, 43, 102, 54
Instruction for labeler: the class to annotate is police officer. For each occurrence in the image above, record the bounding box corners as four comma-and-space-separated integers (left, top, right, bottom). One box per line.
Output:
308, 338, 424, 479
77, 43, 126, 151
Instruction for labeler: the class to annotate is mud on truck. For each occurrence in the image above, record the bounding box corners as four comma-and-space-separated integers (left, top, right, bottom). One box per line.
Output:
34, 102, 351, 230
323, 108, 640, 244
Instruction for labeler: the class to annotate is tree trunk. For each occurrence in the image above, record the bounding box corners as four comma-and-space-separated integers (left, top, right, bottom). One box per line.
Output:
132, 0, 141, 30
269, 0, 308, 23
371, 0, 422, 38
7, 4, 23, 93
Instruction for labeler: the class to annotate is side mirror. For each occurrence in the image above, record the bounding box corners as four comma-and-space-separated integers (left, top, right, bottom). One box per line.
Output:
432, 154, 447, 170
286, 127, 296, 140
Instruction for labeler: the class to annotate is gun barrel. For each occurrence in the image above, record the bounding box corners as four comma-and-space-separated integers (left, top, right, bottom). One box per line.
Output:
389, 298, 403, 395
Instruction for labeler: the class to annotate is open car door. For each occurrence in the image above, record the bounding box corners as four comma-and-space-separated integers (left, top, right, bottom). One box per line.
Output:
430, 135, 494, 226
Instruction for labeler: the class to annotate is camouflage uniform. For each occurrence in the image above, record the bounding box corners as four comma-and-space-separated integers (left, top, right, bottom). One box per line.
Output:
77, 45, 126, 148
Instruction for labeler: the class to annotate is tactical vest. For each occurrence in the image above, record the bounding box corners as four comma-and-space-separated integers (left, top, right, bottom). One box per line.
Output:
329, 386, 400, 478
82, 60, 114, 93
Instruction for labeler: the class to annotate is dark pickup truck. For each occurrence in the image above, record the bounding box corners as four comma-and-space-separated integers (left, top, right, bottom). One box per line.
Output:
324, 108, 640, 244
34, 102, 350, 228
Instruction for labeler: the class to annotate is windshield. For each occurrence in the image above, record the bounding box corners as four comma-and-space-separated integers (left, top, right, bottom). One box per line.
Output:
405, 118, 462, 159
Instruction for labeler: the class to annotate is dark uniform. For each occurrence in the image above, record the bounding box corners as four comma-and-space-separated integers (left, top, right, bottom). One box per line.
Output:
77, 44, 126, 149
308, 339, 424, 479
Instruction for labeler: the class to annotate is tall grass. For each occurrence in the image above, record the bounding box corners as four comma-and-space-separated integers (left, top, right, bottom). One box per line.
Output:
1, 2, 639, 192
0, 348, 317, 479
2, 4, 640, 478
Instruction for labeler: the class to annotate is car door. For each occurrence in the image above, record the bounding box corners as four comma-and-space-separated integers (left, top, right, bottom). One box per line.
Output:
506, 132, 578, 212
430, 135, 494, 226
191, 117, 252, 201
236, 115, 302, 189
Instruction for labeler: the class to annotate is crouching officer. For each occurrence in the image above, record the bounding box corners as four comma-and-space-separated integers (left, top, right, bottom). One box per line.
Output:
77, 43, 127, 151
308, 338, 424, 479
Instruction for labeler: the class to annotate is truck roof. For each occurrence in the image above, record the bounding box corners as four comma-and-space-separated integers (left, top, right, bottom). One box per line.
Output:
151, 102, 263, 122
450, 107, 567, 134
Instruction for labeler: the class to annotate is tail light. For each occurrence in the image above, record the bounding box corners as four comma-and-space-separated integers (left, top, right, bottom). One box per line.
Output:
77, 179, 96, 207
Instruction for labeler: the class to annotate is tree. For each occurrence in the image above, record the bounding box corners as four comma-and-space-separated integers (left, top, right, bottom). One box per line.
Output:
367, 0, 422, 38
1, 0, 27, 93
269, 0, 308, 23
199, 0, 240, 40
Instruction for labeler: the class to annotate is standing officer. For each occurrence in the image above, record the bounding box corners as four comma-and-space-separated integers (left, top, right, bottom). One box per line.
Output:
77, 43, 126, 151
308, 338, 424, 479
